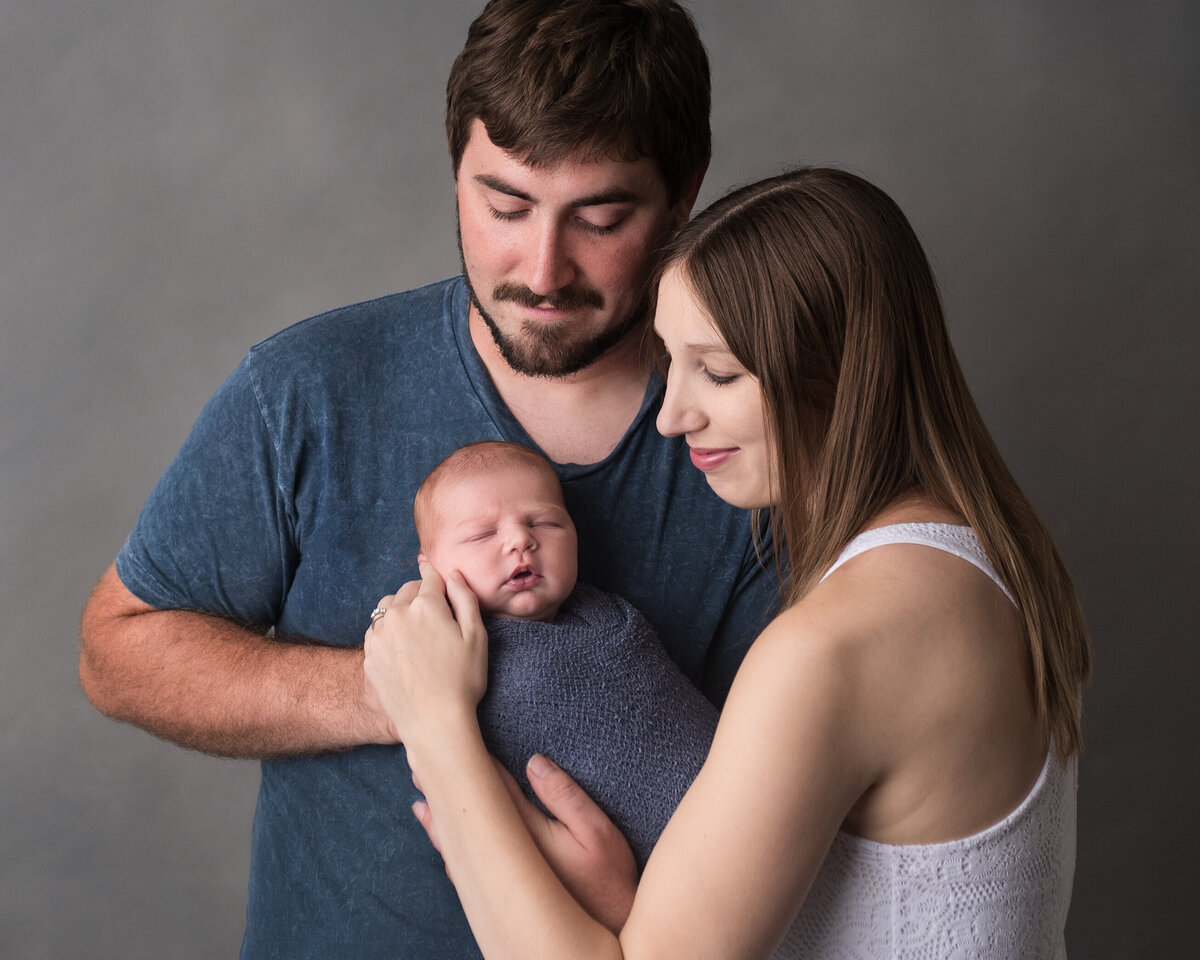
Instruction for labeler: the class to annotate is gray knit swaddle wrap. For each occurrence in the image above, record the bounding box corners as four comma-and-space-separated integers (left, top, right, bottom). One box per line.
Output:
479, 582, 719, 866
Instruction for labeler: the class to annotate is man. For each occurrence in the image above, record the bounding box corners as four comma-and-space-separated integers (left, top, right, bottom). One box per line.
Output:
80, 2, 775, 956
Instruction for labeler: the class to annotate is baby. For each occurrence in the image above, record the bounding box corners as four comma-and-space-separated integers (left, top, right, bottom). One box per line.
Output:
413, 441, 718, 866
414, 440, 579, 623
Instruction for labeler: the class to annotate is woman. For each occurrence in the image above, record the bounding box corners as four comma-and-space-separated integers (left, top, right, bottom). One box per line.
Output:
364, 168, 1091, 958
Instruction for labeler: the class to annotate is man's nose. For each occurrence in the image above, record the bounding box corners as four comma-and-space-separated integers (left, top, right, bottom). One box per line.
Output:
522, 218, 576, 297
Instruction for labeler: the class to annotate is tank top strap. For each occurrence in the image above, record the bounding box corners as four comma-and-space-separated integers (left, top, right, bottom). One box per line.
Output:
820, 522, 1015, 605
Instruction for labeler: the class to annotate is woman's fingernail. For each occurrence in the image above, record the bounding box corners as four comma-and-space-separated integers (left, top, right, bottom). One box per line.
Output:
412, 800, 428, 821
527, 754, 555, 779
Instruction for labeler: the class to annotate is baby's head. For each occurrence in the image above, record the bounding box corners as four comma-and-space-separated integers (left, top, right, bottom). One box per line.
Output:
414, 442, 578, 621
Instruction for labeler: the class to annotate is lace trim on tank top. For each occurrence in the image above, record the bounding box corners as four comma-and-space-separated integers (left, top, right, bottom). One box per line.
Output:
820, 521, 1015, 605
773, 749, 1076, 959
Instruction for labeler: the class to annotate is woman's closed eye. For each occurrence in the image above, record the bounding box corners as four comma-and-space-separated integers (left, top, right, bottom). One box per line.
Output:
702, 367, 740, 386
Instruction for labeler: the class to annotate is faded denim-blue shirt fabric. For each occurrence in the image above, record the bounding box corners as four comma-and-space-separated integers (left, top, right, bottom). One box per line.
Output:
116, 277, 776, 959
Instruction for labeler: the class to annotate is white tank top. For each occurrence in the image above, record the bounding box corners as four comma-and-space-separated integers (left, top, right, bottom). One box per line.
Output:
773, 523, 1077, 959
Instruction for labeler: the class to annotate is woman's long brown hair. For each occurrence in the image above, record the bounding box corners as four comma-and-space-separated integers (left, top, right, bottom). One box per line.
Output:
656, 168, 1090, 759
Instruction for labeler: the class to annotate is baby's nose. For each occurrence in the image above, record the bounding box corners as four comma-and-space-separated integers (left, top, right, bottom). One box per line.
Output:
506, 527, 536, 552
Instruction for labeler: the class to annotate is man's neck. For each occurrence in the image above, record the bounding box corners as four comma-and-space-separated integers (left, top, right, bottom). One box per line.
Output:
468, 307, 653, 466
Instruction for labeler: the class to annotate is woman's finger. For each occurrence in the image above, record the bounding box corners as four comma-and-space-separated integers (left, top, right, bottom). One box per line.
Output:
412, 800, 441, 853
391, 579, 422, 608
441, 569, 486, 640
416, 561, 447, 597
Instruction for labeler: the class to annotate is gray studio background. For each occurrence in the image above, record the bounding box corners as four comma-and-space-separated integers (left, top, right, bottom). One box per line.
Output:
3, 1, 1196, 956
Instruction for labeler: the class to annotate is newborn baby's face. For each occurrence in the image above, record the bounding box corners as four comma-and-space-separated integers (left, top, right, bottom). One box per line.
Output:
424, 464, 578, 621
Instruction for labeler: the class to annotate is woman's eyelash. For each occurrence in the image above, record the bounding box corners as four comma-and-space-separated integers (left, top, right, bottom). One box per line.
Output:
703, 369, 739, 386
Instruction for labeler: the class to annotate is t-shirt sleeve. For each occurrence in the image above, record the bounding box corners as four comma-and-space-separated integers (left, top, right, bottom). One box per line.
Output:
115, 353, 295, 626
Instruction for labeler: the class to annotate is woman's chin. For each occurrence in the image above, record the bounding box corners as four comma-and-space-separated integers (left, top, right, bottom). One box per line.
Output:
704, 475, 774, 511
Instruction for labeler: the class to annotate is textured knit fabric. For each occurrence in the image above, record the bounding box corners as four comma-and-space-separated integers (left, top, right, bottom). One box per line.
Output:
114, 277, 776, 960
770, 522, 1077, 959
481, 583, 719, 866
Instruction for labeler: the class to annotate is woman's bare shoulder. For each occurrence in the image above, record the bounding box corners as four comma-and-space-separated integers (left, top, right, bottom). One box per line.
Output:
761, 529, 1042, 842
744, 536, 1025, 747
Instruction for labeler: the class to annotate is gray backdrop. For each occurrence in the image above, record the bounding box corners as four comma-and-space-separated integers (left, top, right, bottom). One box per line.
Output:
3, 1, 1197, 956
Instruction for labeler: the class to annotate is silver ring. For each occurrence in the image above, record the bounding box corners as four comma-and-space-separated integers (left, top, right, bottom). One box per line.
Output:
369, 606, 387, 629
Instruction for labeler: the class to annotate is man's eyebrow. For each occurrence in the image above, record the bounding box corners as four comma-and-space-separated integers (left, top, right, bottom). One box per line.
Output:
570, 188, 639, 208
474, 174, 638, 208
475, 174, 533, 202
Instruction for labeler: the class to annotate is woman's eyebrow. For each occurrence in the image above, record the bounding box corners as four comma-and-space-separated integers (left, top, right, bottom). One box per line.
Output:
686, 340, 735, 356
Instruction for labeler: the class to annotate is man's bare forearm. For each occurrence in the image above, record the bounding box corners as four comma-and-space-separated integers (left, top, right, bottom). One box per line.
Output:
79, 564, 396, 758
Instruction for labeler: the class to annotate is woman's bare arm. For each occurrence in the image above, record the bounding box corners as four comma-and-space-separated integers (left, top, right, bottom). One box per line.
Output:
367, 566, 877, 960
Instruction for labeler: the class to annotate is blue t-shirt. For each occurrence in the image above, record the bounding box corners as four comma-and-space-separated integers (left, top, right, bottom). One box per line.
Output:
117, 277, 777, 959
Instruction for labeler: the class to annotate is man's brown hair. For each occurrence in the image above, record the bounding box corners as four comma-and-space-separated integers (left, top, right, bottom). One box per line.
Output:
446, 0, 711, 205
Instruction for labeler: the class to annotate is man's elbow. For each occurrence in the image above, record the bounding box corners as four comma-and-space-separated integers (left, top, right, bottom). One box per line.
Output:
79, 604, 126, 719
78, 565, 148, 720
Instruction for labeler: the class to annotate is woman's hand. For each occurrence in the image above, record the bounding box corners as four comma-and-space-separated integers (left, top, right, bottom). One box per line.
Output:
362, 563, 489, 752
412, 754, 638, 933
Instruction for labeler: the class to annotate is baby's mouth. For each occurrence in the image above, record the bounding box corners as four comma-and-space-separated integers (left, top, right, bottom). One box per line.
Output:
506, 565, 541, 589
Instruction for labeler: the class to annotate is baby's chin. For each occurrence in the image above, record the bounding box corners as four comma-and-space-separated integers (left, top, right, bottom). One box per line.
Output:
485, 594, 565, 623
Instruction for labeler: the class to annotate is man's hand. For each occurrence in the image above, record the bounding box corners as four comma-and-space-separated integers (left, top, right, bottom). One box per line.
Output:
360, 660, 404, 744
412, 754, 638, 933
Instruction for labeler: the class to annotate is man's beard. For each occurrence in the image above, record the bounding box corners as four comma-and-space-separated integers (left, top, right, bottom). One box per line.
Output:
458, 226, 648, 378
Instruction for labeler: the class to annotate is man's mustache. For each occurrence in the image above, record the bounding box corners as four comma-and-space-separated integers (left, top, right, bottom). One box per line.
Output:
492, 282, 604, 311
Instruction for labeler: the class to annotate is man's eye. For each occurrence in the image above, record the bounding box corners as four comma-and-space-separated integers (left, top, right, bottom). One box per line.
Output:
488, 205, 524, 222
576, 216, 622, 235
577, 208, 630, 235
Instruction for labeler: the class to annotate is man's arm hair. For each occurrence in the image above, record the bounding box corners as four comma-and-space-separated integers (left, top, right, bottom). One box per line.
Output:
79, 563, 396, 758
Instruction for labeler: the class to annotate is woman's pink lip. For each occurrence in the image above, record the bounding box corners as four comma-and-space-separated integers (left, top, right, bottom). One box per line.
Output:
689, 446, 740, 471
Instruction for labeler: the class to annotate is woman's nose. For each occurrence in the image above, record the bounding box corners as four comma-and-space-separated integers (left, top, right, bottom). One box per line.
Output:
656, 366, 702, 438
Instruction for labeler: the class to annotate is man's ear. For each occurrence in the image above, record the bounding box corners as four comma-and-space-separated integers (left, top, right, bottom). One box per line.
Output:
672, 161, 709, 227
